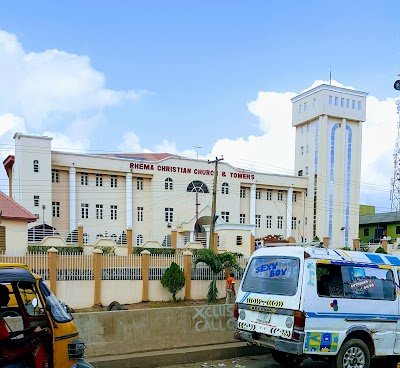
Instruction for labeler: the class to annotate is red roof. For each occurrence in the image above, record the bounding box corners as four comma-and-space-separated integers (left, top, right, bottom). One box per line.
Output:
0, 192, 37, 222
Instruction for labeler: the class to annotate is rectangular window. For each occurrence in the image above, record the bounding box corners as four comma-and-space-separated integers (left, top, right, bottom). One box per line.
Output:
358, 101, 361, 110
34, 195, 39, 207
81, 203, 89, 219
305, 217, 308, 225
240, 186, 246, 198
341, 98, 344, 107
111, 175, 117, 188
242, 256, 300, 296
291, 217, 297, 230
305, 166, 309, 175
266, 189, 272, 200
301, 146, 304, 155
334, 96, 338, 106
352, 100, 355, 109
0, 226, 5, 252
236, 236, 242, 246
306, 144, 309, 154
277, 216, 283, 229
221, 211, 230, 223
364, 228, 370, 236
396, 226, 400, 235
298, 170, 303, 177
298, 104, 302, 113
255, 215, 261, 228
346, 99, 350, 108
240, 214, 246, 224
313, 98, 316, 107
317, 264, 395, 301
137, 206, 143, 222
329, 95, 333, 105
278, 190, 283, 201
52, 169, 59, 183
137, 177, 143, 190
96, 174, 103, 187
165, 208, 173, 222
52, 201, 60, 218
266, 215, 272, 229
303, 102, 307, 111
111, 205, 117, 220
293, 192, 297, 202
96, 204, 103, 220
256, 188, 261, 199
81, 173, 88, 186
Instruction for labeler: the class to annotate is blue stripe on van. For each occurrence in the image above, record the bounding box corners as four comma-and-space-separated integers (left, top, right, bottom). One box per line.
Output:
306, 311, 398, 321
240, 292, 250, 303
365, 254, 384, 264
330, 261, 379, 268
385, 256, 400, 266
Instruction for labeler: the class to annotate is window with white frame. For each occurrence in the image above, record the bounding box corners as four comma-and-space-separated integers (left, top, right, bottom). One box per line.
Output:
293, 191, 297, 202
52, 169, 59, 183
255, 215, 261, 228
137, 207, 143, 221
256, 188, 261, 199
165, 208, 173, 222
301, 146, 304, 155
278, 190, 283, 201
236, 236, 242, 246
292, 217, 297, 230
352, 100, 355, 109
305, 166, 309, 175
52, 201, 60, 217
329, 95, 333, 105
305, 217, 308, 225
111, 175, 118, 188
358, 101, 361, 110
96, 204, 103, 220
240, 186, 246, 198
136, 235, 143, 246
277, 216, 283, 229
313, 98, 316, 107
81, 173, 88, 186
83, 233, 89, 244
341, 98, 344, 107
165, 178, 173, 190
137, 177, 143, 190
111, 205, 117, 220
222, 182, 229, 194
221, 211, 230, 223
266, 215, 272, 229
346, 99, 350, 108
96, 174, 103, 187
33, 160, 39, 173
34, 195, 39, 207
266, 189, 272, 200
81, 203, 89, 219
240, 214, 246, 224
335, 96, 338, 106
298, 104, 302, 113
304, 102, 307, 111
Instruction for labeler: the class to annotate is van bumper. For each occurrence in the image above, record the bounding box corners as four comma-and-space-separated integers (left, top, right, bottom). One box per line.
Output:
234, 329, 304, 355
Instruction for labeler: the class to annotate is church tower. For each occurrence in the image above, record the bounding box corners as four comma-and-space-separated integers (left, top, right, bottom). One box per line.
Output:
291, 85, 368, 247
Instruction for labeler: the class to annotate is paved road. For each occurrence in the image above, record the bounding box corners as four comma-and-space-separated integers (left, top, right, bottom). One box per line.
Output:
163, 354, 328, 368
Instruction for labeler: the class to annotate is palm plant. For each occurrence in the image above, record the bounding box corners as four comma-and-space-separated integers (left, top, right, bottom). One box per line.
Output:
194, 249, 242, 304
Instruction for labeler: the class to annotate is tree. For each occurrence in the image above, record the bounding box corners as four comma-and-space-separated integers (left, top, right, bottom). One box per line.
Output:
194, 249, 242, 304
160, 262, 185, 302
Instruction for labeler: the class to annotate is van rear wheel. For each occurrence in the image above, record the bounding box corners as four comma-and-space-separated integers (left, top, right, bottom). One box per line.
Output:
271, 350, 303, 367
331, 338, 370, 368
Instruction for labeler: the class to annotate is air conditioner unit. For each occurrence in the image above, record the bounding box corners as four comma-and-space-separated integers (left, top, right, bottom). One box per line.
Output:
167, 223, 172, 228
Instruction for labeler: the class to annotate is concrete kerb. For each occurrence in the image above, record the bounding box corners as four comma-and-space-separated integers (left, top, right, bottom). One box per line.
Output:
88, 342, 271, 368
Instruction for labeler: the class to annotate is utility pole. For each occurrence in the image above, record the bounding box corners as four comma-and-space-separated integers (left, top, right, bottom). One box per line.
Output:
208, 157, 223, 252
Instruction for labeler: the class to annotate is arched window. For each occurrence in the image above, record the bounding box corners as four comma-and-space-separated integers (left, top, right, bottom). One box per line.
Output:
222, 182, 229, 194
33, 160, 39, 173
165, 178, 173, 190
186, 181, 209, 193
136, 235, 143, 246
137, 177, 143, 190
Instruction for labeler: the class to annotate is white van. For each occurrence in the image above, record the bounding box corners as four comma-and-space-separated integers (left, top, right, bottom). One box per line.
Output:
234, 244, 400, 368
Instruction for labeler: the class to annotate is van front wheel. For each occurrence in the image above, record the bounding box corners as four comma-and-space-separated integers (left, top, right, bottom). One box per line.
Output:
332, 338, 370, 368
271, 350, 303, 367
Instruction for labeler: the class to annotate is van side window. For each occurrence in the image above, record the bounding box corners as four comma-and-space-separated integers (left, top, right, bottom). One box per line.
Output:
317, 265, 344, 297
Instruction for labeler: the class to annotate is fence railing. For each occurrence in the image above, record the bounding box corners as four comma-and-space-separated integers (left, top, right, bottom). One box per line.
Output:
0, 254, 49, 280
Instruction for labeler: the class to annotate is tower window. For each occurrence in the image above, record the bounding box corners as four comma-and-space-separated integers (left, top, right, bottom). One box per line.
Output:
33, 160, 39, 173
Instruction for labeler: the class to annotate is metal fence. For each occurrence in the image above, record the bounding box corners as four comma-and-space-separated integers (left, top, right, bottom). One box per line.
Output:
0, 253, 49, 280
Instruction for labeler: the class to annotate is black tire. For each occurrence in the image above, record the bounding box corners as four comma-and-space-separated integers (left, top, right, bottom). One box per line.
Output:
332, 338, 370, 368
107, 301, 122, 311
271, 350, 303, 367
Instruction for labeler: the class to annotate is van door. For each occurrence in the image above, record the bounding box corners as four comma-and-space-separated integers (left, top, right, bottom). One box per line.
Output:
237, 255, 303, 340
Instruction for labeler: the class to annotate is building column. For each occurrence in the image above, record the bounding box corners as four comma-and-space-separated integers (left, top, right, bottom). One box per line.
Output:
286, 188, 293, 239
249, 184, 256, 235
69, 167, 76, 232
126, 173, 133, 228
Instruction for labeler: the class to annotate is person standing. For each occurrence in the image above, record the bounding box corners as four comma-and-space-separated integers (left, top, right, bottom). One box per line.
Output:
225, 271, 236, 304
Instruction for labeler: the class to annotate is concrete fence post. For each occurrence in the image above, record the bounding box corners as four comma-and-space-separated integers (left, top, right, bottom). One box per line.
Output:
323, 237, 329, 248
183, 251, 192, 300
213, 233, 218, 254
382, 239, 388, 253
353, 238, 359, 251
127, 228, 133, 255
171, 230, 177, 250
93, 249, 103, 305
141, 250, 150, 302
78, 224, 84, 247
47, 247, 58, 297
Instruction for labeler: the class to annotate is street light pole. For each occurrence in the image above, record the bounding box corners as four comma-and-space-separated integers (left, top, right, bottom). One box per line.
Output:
208, 157, 223, 252
42, 204, 46, 238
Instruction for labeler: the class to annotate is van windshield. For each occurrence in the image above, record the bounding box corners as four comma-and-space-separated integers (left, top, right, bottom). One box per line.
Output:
39, 280, 73, 323
242, 256, 300, 296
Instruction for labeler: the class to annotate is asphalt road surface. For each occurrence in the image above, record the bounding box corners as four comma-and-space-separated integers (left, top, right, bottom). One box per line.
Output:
163, 354, 328, 368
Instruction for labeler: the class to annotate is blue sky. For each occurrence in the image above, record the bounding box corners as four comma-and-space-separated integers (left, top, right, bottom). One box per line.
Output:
0, 1, 399, 213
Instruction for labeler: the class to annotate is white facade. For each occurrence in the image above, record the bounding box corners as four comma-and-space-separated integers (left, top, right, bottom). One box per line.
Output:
5, 84, 368, 249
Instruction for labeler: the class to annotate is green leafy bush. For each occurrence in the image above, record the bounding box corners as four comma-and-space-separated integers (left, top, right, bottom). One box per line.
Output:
94, 245, 116, 255
160, 262, 185, 301
132, 248, 175, 255
375, 246, 387, 254
27, 245, 83, 254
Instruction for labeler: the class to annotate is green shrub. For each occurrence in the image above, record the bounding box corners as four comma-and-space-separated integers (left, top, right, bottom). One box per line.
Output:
94, 245, 115, 255
375, 246, 387, 254
132, 248, 175, 255
27, 245, 83, 254
341, 247, 351, 251
160, 262, 185, 302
